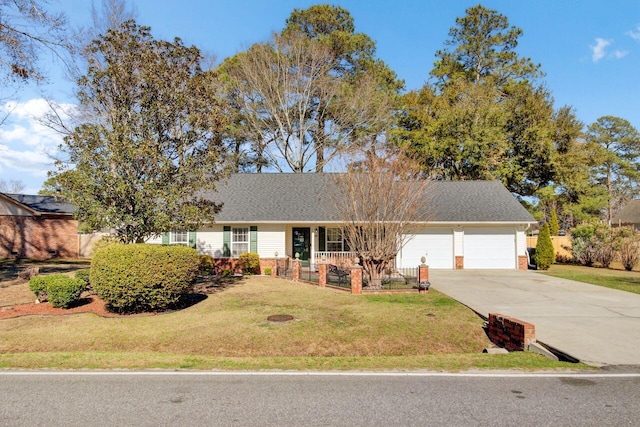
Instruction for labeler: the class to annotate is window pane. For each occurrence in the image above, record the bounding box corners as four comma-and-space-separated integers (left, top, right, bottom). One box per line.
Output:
327, 228, 341, 242
233, 228, 248, 242
171, 231, 187, 244
232, 227, 249, 256
232, 243, 249, 257
326, 227, 343, 252
327, 242, 343, 252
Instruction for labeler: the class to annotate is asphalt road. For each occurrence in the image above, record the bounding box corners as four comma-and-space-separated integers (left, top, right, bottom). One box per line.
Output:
1, 372, 639, 426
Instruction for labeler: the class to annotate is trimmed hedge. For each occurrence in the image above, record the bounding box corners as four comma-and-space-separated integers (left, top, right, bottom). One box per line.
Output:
29, 274, 85, 308
75, 269, 91, 286
238, 252, 260, 275
28, 276, 49, 302
91, 243, 200, 313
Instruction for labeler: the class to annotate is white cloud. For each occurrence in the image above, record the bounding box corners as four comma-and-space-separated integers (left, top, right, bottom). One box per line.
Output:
590, 38, 611, 62
589, 38, 629, 62
627, 24, 640, 41
613, 50, 629, 59
0, 98, 77, 191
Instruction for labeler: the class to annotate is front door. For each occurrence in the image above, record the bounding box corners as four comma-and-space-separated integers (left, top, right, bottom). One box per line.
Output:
292, 228, 311, 265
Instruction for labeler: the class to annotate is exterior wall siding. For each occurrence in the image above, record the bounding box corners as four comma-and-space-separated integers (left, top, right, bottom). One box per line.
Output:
256, 224, 286, 258
0, 198, 32, 216
516, 227, 527, 256
195, 227, 225, 257
0, 215, 78, 259
454, 228, 464, 257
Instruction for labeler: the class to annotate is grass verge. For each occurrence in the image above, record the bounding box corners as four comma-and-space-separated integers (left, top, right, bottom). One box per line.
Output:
0, 276, 590, 371
543, 264, 640, 294
0, 351, 588, 371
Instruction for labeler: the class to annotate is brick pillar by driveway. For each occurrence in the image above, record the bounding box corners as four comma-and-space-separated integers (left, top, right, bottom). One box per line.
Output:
518, 256, 528, 270
455, 256, 464, 270
318, 263, 327, 287
350, 266, 362, 294
419, 265, 429, 283
292, 259, 301, 282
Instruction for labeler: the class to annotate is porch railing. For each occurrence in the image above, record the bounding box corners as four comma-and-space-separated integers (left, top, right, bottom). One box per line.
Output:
314, 251, 356, 266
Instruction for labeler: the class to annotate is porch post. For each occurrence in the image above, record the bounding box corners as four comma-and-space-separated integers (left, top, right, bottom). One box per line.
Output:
311, 228, 316, 265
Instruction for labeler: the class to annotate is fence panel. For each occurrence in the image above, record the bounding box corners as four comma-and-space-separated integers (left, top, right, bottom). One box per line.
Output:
367, 267, 418, 291
300, 263, 319, 284
326, 265, 351, 289
276, 258, 292, 280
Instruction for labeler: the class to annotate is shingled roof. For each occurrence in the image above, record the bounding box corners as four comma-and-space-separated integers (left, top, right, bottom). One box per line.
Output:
612, 200, 640, 225
3, 194, 76, 215
207, 173, 534, 224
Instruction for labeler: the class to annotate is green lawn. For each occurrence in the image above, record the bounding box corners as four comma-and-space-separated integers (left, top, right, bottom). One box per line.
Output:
543, 264, 640, 294
0, 275, 588, 371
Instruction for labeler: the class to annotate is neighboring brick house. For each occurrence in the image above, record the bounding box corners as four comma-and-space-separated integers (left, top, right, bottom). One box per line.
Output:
0, 193, 78, 260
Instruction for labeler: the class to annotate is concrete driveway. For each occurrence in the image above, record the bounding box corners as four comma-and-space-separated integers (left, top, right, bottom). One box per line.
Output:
429, 270, 640, 366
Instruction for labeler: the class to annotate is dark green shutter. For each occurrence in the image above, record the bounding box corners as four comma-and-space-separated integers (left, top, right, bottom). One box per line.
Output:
250, 226, 258, 253
162, 232, 169, 245
318, 227, 326, 251
188, 231, 196, 249
223, 226, 231, 257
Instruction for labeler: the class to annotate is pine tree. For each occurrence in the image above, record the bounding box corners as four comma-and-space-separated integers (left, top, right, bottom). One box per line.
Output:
549, 210, 559, 236
535, 223, 555, 270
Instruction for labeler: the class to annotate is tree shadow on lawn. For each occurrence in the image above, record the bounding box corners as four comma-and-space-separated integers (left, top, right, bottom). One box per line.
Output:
0, 260, 90, 282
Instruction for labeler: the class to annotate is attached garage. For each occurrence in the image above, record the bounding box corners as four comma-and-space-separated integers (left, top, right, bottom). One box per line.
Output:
463, 227, 516, 269
399, 228, 454, 269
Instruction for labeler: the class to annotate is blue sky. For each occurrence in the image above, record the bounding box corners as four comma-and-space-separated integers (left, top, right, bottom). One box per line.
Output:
1, 0, 639, 193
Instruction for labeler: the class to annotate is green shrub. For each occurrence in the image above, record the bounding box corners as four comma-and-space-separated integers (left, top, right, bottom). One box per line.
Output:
238, 252, 260, 275
92, 234, 119, 253
264, 267, 272, 276
549, 210, 559, 236
75, 269, 93, 294
75, 269, 91, 286
46, 275, 86, 308
535, 223, 555, 270
29, 274, 85, 308
199, 254, 214, 274
221, 269, 231, 277
91, 243, 200, 313
570, 223, 598, 266
28, 276, 49, 302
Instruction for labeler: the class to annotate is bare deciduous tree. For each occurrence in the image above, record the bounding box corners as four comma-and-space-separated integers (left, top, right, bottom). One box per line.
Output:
224, 32, 393, 173
330, 151, 431, 289
0, 0, 68, 88
0, 178, 25, 193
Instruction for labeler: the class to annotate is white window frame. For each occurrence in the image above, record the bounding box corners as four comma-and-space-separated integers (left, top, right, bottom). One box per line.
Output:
170, 230, 188, 245
232, 227, 249, 257
326, 227, 343, 252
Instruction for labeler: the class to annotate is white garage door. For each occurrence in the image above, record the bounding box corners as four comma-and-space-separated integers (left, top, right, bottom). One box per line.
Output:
464, 227, 516, 269
400, 228, 453, 269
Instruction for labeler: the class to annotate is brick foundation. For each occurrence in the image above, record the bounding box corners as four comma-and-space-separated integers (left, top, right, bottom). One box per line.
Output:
486, 313, 535, 351
211, 258, 242, 275
0, 215, 78, 260
518, 255, 528, 270
211, 257, 278, 276
455, 256, 464, 270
